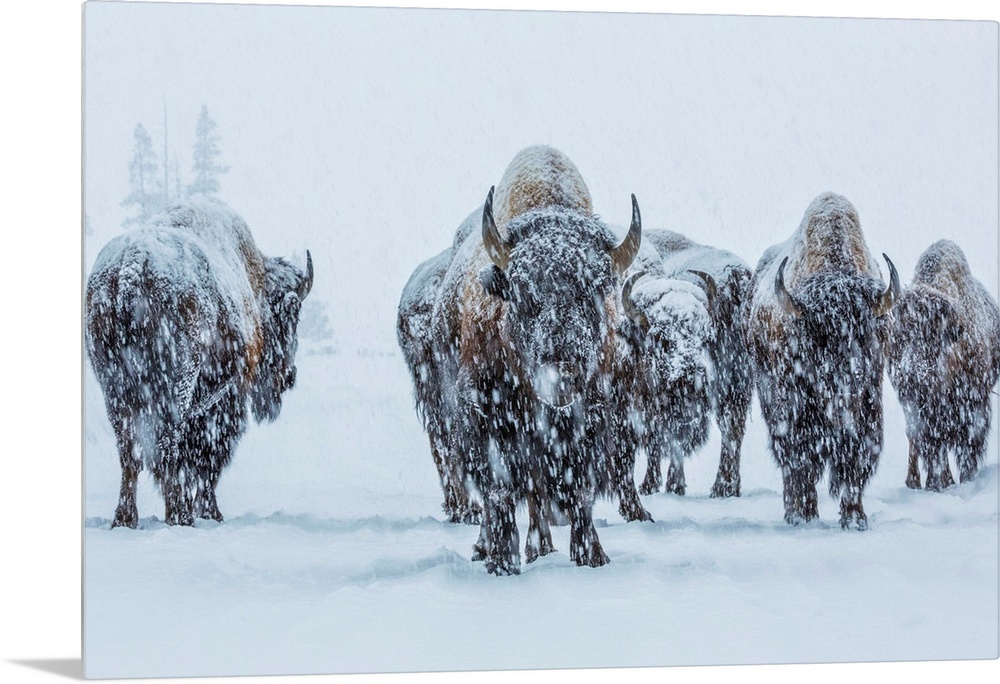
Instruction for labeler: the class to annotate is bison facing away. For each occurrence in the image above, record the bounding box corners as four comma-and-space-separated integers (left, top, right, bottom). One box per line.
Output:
745, 192, 898, 530
397, 245, 481, 524
85, 198, 313, 528
610, 242, 713, 522
432, 145, 641, 575
886, 239, 1000, 490
643, 228, 755, 498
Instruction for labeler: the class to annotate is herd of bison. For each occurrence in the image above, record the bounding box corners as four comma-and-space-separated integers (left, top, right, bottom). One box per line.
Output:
85, 145, 1000, 575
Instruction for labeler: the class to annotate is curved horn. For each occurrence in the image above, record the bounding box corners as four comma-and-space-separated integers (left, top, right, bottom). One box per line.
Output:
873, 253, 900, 318
688, 270, 717, 310
611, 194, 642, 275
621, 271, 646, 325
775, 256, 803, 318
297, 250, 314, 299
482, 186, 511, 270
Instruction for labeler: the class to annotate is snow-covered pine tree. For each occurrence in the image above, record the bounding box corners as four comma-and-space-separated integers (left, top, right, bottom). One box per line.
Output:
121, 123, 163, 228
187, 105, 229, 197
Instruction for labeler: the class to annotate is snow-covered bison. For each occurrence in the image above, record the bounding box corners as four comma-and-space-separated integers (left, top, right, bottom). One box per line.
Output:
610, 242, 713, 522
641, 229, 755, 498
885, 239, 1000, 490
397, 245, 481, 524
432, 145, 641, 574
85, 198, 314, 528
745, 192, 898, 530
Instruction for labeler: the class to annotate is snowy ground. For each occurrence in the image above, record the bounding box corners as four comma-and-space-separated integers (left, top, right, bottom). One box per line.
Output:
82, 348, 999, 679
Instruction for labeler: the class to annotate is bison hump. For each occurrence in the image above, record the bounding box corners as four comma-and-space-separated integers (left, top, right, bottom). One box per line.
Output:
493, 145, 593, 231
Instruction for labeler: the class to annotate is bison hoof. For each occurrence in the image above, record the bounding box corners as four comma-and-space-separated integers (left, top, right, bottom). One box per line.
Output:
471, 542, 488, 562
924, 475, 953, 493
199, 508, 224, 523
839, 513, 868, 531
571, 542, 610, 569
525, 540, 556, 564
111, 509, 138, 530
710, 482, 741, 498
485, 555, 521, 576
904, 474, 921, 490
638, 482, 659, 496
784, 510, 818, 526
664, 483, 686, 496
618, 504, 653, 523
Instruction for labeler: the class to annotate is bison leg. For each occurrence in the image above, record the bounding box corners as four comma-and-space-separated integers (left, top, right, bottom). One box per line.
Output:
615, 444, 653, 522
711, 406, 747, 498
111, 418, 141, 529
480, 489, 520, 576
956, 408, 989, 483
639, 444, 663, 495
780, 464, 819, 525
193, 467, 224, 523
567, 492, 609, 568
617, 479, 653, 522
923, 441, 953, 492
838, 486, 868, 531
433, 437, 481, 525
156, 432, 194, 527
904, 437, 922, 489
525, 489, 556, 563
471, 518, 490, 562
663, 451, 687, 496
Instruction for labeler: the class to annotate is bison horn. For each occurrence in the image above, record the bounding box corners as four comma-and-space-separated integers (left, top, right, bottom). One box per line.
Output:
611, 194, 642, 275
298, 250, 314, 299
482, 186, 511, 270
688, 270, 717, 310
621, 271, 648, 329
873, 253, 900, 318
775, 256, 803, 318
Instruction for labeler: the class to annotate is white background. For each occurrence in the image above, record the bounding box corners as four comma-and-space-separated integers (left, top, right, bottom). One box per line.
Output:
2, 1, 999, 684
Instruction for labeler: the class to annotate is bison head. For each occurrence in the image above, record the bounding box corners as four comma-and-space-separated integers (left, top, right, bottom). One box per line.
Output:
888, 286, 963, 398
479, 187, 641, 407
771, 254, 898, 430
251, 251, 314, 422
621, 272, 713, 412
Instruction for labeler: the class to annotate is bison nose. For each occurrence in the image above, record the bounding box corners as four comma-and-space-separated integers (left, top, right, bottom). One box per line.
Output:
534, 363, 582, 408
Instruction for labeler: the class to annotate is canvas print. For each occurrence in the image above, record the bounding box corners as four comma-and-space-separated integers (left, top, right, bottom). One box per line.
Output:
82, 2, 1000, 679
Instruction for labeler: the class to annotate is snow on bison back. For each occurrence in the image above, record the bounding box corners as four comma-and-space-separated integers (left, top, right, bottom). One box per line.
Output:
886, 239, 1000, 491
84, 197, 314, 528
745, 192, 899, 530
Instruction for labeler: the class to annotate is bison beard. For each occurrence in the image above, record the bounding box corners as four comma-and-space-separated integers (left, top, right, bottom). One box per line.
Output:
85, 198, 313, 528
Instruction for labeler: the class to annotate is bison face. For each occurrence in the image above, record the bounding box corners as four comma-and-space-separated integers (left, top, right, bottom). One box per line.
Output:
621, 274, 713, 410
479, 188, 641, 408
251, 252, 314, 422
779, 271, 891, 431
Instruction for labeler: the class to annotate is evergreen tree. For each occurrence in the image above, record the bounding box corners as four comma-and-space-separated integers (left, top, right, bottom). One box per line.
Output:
121, 123, 163, 228
188, 105, 229, 196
